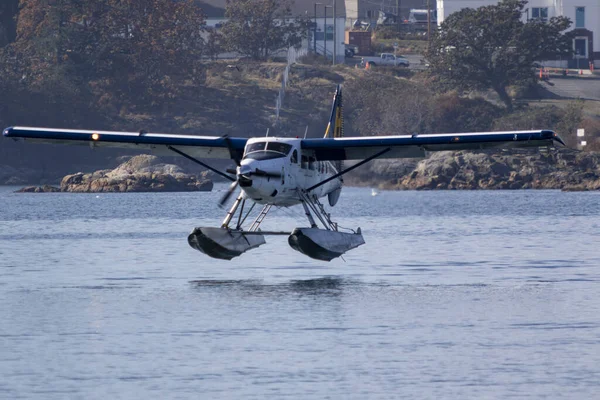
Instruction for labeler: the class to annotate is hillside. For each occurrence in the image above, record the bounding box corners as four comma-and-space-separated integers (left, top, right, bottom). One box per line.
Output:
2, 59, 599, 186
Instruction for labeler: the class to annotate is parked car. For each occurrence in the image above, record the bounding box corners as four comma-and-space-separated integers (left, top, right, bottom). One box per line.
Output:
360, 53, 409, 67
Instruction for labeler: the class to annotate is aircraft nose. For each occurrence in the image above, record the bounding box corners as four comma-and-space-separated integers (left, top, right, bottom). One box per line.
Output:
239, 164, 252, 176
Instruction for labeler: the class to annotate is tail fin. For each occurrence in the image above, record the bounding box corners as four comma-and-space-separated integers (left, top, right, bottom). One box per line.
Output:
324, 85, 344, 139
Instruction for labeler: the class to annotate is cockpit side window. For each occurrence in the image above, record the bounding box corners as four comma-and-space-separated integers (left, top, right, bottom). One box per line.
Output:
266, 142, 292, 155
245, 142, 266, 154
291, 149, 298, 163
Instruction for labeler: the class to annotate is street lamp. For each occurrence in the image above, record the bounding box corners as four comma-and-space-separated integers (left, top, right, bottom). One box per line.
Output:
314, 3, 322, 53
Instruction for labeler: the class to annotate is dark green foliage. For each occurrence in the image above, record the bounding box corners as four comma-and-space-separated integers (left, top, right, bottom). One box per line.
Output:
12, 0, 207, 103
221, 0, 309, 60
345, 74, 433, 136
492, 105, 563, 131
427, 94, 501, 133
345, 74, 502, 136
426, 0, 572, 111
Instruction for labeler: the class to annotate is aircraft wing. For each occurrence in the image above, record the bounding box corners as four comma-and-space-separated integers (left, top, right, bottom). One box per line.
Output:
301, 130, 565, 161
2, 126, 248, 160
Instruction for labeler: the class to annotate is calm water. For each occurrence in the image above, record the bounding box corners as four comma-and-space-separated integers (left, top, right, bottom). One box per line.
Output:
1, 185, 599, 399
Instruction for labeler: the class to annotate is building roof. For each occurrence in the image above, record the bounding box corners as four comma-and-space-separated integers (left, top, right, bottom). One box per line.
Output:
195, 0, 345, 19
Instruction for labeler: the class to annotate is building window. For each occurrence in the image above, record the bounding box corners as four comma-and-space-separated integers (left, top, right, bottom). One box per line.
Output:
531, 7, 548, 22
315, 26, 333, 42
575, 7, 585, 28
325, 25, 334, 41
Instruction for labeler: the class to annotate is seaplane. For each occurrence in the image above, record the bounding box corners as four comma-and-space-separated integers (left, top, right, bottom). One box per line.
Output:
3, 85, 564, 261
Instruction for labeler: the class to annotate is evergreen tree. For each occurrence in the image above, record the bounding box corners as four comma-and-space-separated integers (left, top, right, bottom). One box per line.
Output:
426, 0, 572, 111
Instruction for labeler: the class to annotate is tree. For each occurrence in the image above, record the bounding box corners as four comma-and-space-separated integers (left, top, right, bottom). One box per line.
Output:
426, 0, 572, 111
221, 0, 309, 60
89, 0, 207, 100
13, 0, 207, 102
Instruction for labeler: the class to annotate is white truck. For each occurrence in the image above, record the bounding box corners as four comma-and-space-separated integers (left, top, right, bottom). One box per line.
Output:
360, 53, 410, 67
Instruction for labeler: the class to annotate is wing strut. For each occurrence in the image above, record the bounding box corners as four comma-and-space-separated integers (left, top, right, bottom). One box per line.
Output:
167, 145, 235, 182
307, 147, 391, 192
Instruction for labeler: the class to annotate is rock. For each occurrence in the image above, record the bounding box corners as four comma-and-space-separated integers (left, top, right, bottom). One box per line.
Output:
16, 155, 213, 193
15, 185, 61, 193
60, 155, 214, 192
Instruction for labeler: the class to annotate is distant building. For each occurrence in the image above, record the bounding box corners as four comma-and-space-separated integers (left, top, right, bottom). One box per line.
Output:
436, 0, 599, 68
196, 0, 346, 63
345, 0, 434, 27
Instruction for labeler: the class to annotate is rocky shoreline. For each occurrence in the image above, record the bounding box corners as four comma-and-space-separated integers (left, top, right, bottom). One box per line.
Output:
15, 155, 213, 193
345, 148, 600, 191
7, 149, 600, 193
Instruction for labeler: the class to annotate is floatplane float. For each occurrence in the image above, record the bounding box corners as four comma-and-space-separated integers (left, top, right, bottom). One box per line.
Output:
3, 86, 564, 261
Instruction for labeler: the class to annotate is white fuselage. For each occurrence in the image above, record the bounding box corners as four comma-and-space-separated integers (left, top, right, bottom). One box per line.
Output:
237, 137, 342, 207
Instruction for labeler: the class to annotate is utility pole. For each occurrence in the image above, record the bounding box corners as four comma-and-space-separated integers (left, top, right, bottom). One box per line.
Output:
333, 0, 337, 65
324, 5, 328, 58
314, 3, 321, 54
427, 0, 431, 43
396, 0, 400, 32
324, 5, 332, 60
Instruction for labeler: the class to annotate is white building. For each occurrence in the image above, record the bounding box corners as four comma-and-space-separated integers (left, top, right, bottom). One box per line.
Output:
197, 0, 347, 64
437, 0, 599, 68
345, 0, 430, 27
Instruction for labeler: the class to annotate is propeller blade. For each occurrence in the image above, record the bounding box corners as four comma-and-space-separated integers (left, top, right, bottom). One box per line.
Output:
251, 169, 281, 178
218, 181, 239, 208
226, 168, 237, 175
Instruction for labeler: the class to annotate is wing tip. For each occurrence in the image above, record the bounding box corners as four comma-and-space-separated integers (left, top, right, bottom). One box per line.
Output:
543, 129, 566, 146
3, 126, 14, 137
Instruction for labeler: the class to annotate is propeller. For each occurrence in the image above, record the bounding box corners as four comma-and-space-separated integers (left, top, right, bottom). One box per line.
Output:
219, 180, 239, 208
218, 168, 281, 208
248, 168, 281, 179
218, 137, 283, 208
218, 136, 243, 208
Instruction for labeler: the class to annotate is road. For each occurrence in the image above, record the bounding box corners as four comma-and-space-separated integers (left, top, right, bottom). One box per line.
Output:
541, 77, 600, 101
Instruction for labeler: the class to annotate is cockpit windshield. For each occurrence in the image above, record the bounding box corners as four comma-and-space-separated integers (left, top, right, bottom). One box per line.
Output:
244, 141, 292, 160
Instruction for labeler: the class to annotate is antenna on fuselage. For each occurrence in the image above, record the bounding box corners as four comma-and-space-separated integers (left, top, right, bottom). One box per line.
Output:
265, 128, 270, 137
304, 125, 308, 139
